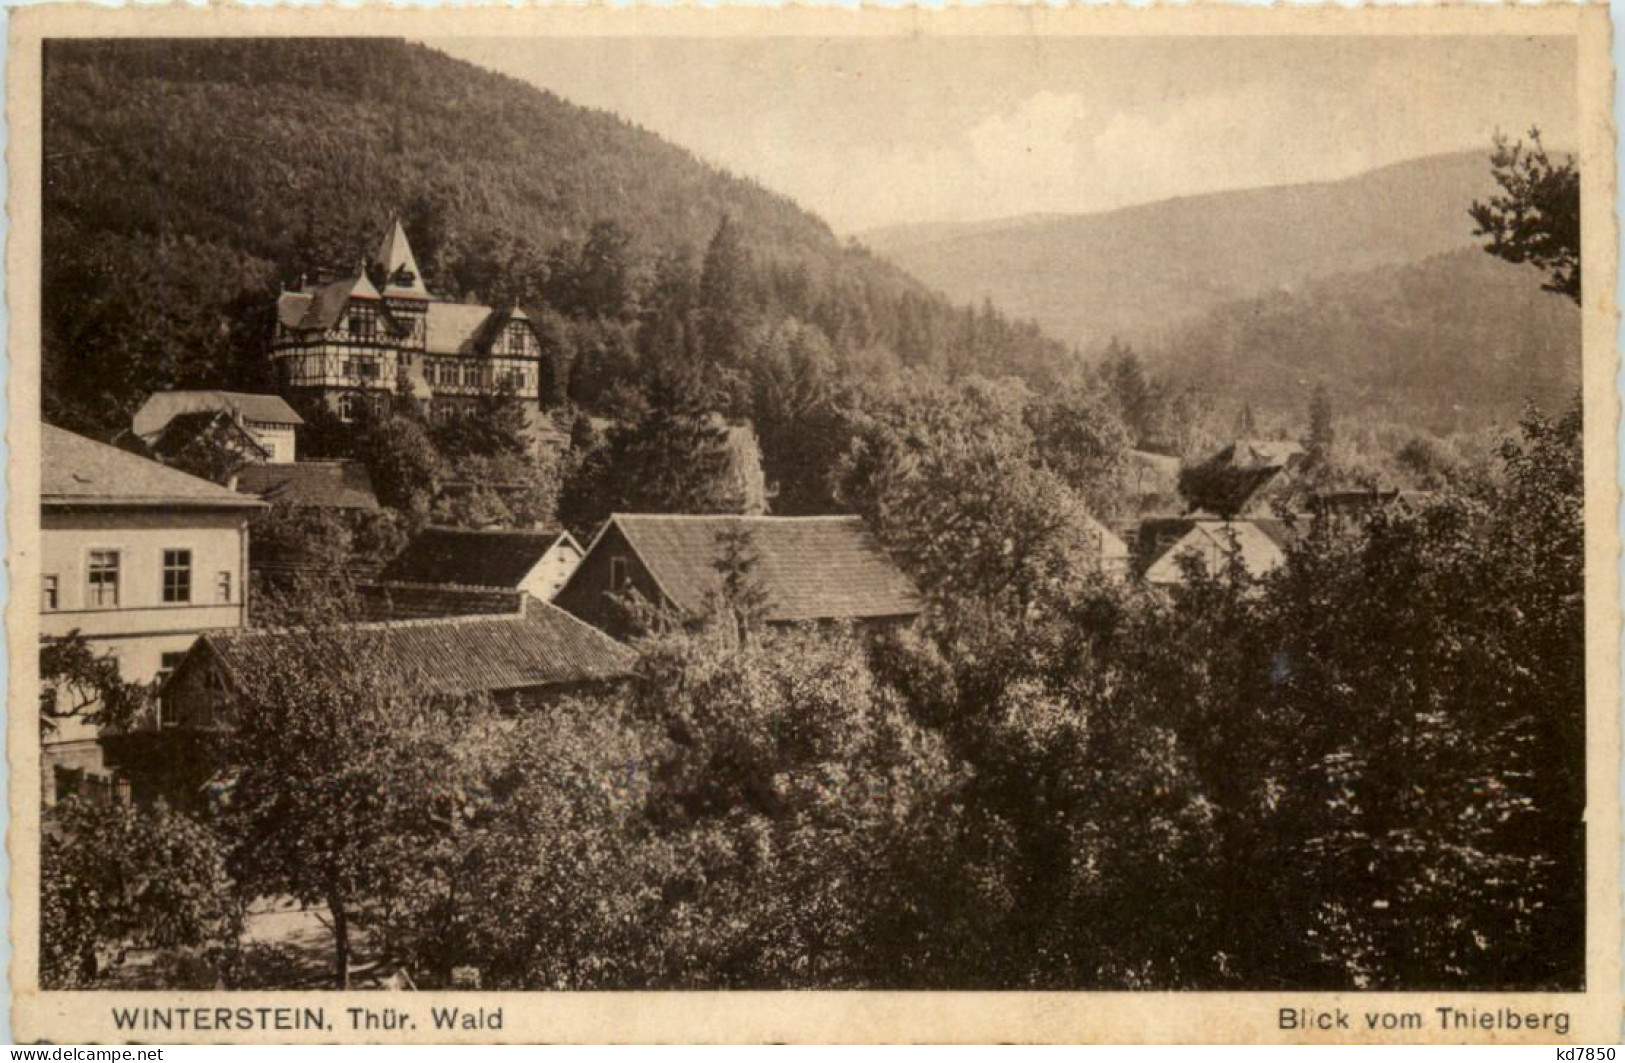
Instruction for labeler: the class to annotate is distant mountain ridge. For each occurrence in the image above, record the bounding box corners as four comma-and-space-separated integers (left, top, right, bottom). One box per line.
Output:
859, 151, 1534, 352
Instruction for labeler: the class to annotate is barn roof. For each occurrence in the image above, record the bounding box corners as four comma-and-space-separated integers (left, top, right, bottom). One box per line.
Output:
603, 514, 922, 623
199, 596, 633, 695
234, 461, 379, 510
382, 527, 579, 589
43, 424, 265, 509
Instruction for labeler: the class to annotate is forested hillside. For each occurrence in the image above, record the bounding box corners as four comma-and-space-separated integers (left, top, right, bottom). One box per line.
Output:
860, 152, 1508, 351
42, 38, 1071, 433
1151, 248, 1582, 433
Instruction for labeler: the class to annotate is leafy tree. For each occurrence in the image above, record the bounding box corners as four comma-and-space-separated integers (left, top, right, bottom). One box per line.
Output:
1470, 129, 1581, 303
39, 632, 147, 737
1024, 378, 1133, 515
359, 413, 442, 515
430, 389, 532, 461
42, 799, 239, 987
215, 608, 492, 987
835, 376, 1113, 619
557, 363, 740, 538
374, 700, 666, 989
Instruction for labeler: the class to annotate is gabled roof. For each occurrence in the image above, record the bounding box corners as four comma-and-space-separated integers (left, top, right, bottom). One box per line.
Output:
282, 273, 382, 332
374, 218, 430, 300
133, 390, 304, 440
424, 302, 498, 356
198, 596, 633, 696
600, 514, 922, 623
1144, 520, 1286, 586
150, 410, 270, 463
42, 424, 266, 509
234, 461, 379, 510
382, 527, 580, 589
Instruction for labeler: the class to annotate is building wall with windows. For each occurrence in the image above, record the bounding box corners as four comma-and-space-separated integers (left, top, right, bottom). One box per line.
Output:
40, 508, 252, 804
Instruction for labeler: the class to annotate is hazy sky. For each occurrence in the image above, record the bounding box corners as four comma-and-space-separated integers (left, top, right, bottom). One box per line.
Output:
429, 35, 1577, 235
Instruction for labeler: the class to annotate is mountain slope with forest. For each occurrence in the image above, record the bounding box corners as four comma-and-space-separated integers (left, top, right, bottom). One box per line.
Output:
1152, 247, 1581, 433
861, 152, 1521, 351
42, 38, 1071, 433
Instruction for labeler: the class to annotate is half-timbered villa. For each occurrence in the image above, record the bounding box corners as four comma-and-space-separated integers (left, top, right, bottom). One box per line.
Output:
272, 219, 550, 436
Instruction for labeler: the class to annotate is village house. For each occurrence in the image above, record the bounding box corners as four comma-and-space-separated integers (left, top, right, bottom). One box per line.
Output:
1142, 519, 1288, 588
132, 390, 304, 465
554, 514, 922, 639
381, 526, 584, 600
271, 219, 552, 442
40, 425, 264, 805
131, 593, 635, 807
1190, 438, 1308, 518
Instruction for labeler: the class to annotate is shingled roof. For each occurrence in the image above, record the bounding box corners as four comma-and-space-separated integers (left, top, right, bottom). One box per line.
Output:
43, 424, 266, 509
605, 514, 922, 623
199, 596, 634, 696
382, 527, 579, 589
234, 461, 379, 510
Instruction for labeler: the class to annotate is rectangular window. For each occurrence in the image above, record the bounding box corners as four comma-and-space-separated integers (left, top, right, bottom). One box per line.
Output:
609, 556, 631, 592
349, 304, 378, 340
87, 550, 119, 608
345, 356, 379, 381
155, 650, 188, 686
41, 574, 58, 612
162, 549, 192, 604
217, 571, 233, 603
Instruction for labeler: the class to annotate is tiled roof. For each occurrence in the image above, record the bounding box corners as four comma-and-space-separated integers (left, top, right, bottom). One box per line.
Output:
234, 461, 379, 510
356, 582, 529, 621
43, 424, 266, 509
608, 514, 922, 623
424, 302, 497, 356
1144, 520, 1287, 586
133, 391, 304, 439
382, 527, 576, 589
204, 597, 634, 695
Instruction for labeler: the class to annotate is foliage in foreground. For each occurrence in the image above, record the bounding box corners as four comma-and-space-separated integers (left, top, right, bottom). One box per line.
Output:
46, 404, 1584, 993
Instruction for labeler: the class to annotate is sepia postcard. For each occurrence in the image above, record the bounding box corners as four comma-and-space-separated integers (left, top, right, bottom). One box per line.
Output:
6, 2, 1619, 1044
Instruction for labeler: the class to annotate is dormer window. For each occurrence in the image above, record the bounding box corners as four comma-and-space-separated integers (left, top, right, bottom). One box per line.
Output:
503, 322, 529, 356
349, 304, 378, 340
392, 267, 417, 289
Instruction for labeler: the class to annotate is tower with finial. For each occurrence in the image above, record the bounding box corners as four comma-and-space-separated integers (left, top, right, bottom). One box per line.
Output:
373, 217, 429, 349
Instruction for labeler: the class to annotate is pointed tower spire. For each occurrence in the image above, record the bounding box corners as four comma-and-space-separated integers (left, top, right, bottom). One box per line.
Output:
349, 261, 381, 300
374, 217, 430, 299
